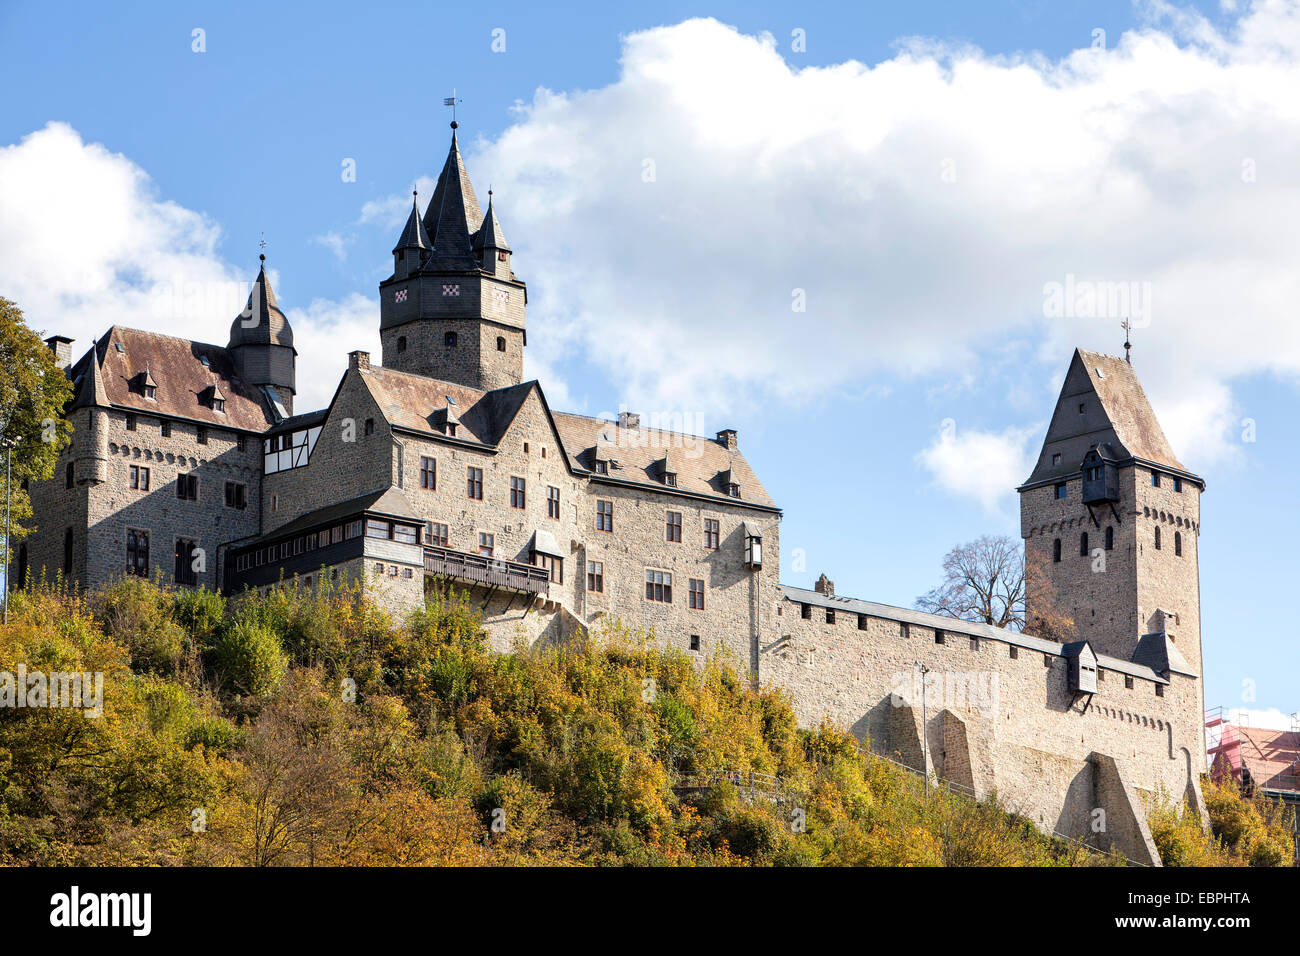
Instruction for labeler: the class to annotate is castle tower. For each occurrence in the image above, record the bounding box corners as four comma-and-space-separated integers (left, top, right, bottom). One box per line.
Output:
378, 124, 527, 390
1019, 349, 1205, 677
227, 255, 296, 416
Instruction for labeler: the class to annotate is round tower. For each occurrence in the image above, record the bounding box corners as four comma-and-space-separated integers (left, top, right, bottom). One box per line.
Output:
228, 255, 296, 415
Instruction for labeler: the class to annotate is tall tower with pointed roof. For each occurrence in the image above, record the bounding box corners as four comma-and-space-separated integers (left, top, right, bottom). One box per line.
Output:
227, 255, 296, 416
1019, 349, 1205, 678
379, 125, 527, 391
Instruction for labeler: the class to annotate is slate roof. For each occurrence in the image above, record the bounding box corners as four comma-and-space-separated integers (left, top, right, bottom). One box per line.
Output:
1022, 349, 1198, 488
472, 194, 510, 253
249, 486, 420, 542
393, 192, 432, 254
782, 585, 1168, 683
228, 258, 294, 349
67, 327, 277, 432
358, 364, 533, 446
419, 127, 484, 272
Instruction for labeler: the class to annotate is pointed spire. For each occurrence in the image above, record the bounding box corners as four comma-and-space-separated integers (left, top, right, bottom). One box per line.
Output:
421, 124, 483, 268
229, 253, 294, 349
473, 189, 511, 254
71, 336, 110, 410
393, 189, 432, 253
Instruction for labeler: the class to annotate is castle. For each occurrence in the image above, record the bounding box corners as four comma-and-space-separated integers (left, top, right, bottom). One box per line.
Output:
14, 125, 1206, 864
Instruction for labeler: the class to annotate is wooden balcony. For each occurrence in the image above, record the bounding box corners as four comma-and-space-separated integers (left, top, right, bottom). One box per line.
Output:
423, 545, 550, 597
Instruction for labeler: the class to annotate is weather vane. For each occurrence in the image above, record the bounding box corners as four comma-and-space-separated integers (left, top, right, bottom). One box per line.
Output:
259, 232, 267, 261
1121, 319, 1132, 365
443, 89, 462, 127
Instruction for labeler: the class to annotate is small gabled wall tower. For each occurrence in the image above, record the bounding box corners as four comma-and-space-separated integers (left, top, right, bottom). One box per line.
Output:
1018, 349, 1205, 678
379, 123, 527, 391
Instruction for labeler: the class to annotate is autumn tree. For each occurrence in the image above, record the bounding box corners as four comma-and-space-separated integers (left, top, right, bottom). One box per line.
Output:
0, 298, 74, 543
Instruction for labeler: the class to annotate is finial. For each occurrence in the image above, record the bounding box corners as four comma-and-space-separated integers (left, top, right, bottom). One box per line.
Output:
444, 90, 462, 128
259, 232, 267, 265
1121, 319, 1133, 365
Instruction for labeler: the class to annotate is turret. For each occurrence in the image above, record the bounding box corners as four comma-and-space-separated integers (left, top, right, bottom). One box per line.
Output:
228, 255, 296, 416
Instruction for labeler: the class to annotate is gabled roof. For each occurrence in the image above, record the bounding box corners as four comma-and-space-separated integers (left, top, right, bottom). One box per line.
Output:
228, 258, 295, 350
358, 364, 535, 447
419, 126, 483, 272
1133, 631, 1197, 677
1022, 348, 1196, 487
67, 326, 277, 431
552, 412, 776, 508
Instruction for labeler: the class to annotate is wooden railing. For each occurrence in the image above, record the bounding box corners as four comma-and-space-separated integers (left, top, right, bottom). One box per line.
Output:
423, 545, 550, 597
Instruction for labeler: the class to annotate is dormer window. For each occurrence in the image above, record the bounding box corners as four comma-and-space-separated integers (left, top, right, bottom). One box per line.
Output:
727, 483, 741, 498
593, 460, 608, 475
135, 369, 158, 400
446, 423, 458, 438
663, 472, 677, 487
212, 397, 225, 414
205, 384, 226, 413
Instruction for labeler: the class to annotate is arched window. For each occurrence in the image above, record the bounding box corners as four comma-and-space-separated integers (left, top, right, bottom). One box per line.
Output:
1174, 531, 1182, 556
1079, 532, 1089, 556
496, 336, 506, 352
1052, 538, 1062, 563
444, 331, 457, 347
1104, 526, 1114, 550
1154, 526, 1161, 550
396, 335, 407, 353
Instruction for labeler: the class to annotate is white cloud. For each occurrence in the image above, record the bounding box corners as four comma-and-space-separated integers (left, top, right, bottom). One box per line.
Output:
915, 420, 1041, 513
0, 122, 363, 413
403, 5, 1300, 471
1224, 707, 1296, 731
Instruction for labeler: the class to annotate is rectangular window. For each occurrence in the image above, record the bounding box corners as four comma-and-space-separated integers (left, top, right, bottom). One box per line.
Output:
126, 529, 149, 576
420, 456, 437, 490
125, 413, 137, 431
1055, 483, 1067, 499
366, 519, 391, 539
1009, 645, 1019, 659
510, 476, 526, 509
970, 636, 980, 651
175, 538, 198, 586
161, 421, 172, 438
1173, 477, 1183, 493
427, 522, 449, 547
704, 518, 720, 550
196, 426, 209, 445
392, 524, 418, 544
857, 613, 868, 631
546, 486, 560, 519
689, 635, 700, 651
129, 465, 150, 491
534, 553, 563, 583
478, 532, 494, 557
935, 630, 946, 645
176, 473, 198, 501
800, 603, 811, 620
826, 608, 835, 624
467, 466, 483, 499
1151, 472, 1161, 487
596, 499, 614, 532
236, 434, 246, 452
645, 569, 672, 603
688, 578, 705, 610
587, 560, 604, 593
225, 481, 247, 510
666, 510, 682, 542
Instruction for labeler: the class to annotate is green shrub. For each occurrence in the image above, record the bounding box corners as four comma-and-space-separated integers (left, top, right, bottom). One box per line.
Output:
212, 620, 288, 697
98, 577, 185, 675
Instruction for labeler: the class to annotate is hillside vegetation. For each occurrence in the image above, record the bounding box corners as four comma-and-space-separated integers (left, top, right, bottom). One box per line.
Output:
0, 579, 1285, 866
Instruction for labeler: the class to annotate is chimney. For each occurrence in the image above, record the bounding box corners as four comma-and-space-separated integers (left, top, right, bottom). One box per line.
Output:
716, 428, 738, 450
815, 573, 834, 597
618, 411, 640, 430
45, 335, 74, 371
348, 350, 370, 370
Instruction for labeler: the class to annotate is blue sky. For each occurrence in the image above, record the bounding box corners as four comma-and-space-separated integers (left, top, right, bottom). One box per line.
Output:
1, 0, 1296, 725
